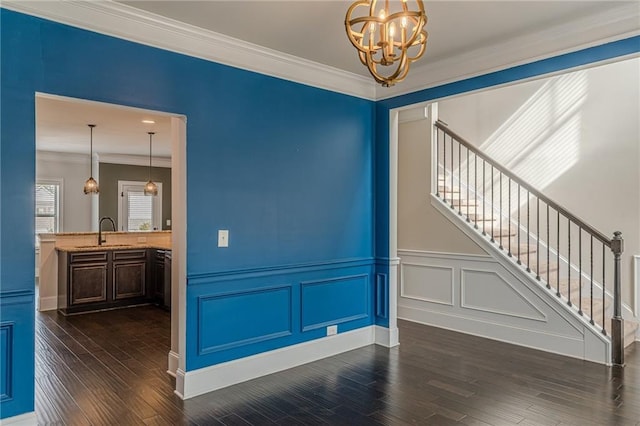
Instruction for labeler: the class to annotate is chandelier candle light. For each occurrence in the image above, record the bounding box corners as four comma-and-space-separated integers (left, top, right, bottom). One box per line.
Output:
345, 0, 428, 87
144, 132, 158, 196
83, 124, 99, 194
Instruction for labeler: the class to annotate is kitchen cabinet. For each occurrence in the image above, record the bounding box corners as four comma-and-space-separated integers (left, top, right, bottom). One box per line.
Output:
113, 250, 147, 300
58, 248, 149, 315
151, 249, 171, 310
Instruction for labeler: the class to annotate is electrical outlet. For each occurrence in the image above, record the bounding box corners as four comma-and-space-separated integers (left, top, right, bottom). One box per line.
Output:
327, 325, 338, 336
166, 219, 171, 226
218, 230, 229, 247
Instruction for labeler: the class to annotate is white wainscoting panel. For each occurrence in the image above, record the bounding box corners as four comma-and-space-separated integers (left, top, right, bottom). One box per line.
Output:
460, 268, 546, 322
398, 249, 609, 364
400, 263, 453, 306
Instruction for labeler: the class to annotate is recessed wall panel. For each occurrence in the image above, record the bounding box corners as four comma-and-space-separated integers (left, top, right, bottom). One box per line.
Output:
301, 274, 369, 331
0, 323, 13, 401
401, 263, 454, 305
198, 285, 292, 355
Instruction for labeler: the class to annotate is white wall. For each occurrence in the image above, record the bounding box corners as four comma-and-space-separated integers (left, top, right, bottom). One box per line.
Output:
438, 57, 640, 307
37, 151, 93, 232
398, 118, 485, 255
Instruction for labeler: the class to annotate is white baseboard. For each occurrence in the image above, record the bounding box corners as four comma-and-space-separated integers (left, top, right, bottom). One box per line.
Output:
38, 296, 57, 312
176, 325, 376, 399
0, 412, 37, 426
374, 325, 399, 348
167, 350, 179, 377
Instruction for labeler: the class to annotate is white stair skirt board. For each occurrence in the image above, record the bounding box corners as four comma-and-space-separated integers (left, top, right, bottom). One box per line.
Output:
175, 325, 386, 399
38, 296, 57, 312
0, 412, 37, 426
167, 350, 179, 378
401, 194, 613, 365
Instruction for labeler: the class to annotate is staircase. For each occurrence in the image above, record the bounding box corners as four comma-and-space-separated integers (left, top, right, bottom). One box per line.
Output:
433, 121, 638, 364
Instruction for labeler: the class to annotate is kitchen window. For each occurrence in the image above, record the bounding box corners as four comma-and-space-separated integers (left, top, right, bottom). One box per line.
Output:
118, 180, 163, 231
35, 180, 62, 245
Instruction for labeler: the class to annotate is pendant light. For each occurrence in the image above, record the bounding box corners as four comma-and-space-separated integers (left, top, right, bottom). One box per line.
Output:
83, 124, 99, 194
345, 0, 428, 87
144, 132, 158, 196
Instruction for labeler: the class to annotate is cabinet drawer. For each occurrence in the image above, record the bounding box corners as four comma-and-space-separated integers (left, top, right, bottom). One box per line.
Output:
70, 251, 108, 264
112, 250, 147, 261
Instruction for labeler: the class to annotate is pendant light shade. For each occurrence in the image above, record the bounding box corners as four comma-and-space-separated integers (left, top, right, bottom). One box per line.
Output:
144, 132, 158, 196
83, 124, 99, 194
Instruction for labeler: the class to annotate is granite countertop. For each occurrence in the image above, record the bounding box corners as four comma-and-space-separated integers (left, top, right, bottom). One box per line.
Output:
50, 230, 172, 236
57, 243, 172, 253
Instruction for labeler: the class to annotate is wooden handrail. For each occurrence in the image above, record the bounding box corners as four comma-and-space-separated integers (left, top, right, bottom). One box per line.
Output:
435, 120, 612, 247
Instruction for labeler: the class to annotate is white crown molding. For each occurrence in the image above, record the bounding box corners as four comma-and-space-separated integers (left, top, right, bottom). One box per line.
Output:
37, 150, 89, 164
377, 2, 640, 100
37, 150, 170, 167
98, 153, 171, 168
3, 1, 638, 102
1, 0, 376, 100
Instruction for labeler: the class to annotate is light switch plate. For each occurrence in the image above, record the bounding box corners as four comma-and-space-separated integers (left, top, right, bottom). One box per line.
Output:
218, 230, 229, 247
166, 219, 171, 226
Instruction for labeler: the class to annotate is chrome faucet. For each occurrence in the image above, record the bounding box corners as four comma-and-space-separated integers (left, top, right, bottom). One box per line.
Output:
98, 217, 116, 246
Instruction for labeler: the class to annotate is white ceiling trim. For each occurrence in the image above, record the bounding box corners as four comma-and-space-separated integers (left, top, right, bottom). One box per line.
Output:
2, 0, 376, 100
377, 3, 640, 100
37, 150, 90, 165
98, 153, 172, 168
37, 150, 171, 168
3, 1, 638, 102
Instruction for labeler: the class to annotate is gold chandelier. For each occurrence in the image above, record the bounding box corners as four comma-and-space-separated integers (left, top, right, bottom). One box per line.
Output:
345, 0, 428, 87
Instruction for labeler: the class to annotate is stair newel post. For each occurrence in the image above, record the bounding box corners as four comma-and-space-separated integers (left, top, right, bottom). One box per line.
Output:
458, 142, 462, 216
443, 132, 446, 203
450, 135, 454, 209
507, 179, 511, 256
490, 165, 495, 242
482, 161, 486, 236
466, 147, 470, 223
435, 129, 440, 198
611, 231, 624, 365
474, 154, 478, 229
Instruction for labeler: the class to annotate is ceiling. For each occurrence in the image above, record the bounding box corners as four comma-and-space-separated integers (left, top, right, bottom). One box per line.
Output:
34, 1, 636, 157
36, 95, 173, 158
118, 1, 630, 77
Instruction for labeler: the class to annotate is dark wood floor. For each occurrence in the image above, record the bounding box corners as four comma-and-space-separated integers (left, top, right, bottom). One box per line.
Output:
35, 306, 640, 425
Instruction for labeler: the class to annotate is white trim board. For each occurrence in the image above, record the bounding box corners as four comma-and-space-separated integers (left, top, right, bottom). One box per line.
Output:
176, 325, 390, 399
3, 1, 639, 101
0, 412, 37, 426
167, 350, 179, 378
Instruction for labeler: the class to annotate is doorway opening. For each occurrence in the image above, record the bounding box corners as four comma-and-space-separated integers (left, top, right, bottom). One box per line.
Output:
34, 92, 187, 406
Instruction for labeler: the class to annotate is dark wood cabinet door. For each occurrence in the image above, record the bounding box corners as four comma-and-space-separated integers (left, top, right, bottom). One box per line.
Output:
70, 263, 108, 305
113, 261, 146, 300
155, 264, 165, 299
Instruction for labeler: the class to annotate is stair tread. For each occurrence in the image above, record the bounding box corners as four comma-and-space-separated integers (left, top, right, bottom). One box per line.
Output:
438, 185, 461, 193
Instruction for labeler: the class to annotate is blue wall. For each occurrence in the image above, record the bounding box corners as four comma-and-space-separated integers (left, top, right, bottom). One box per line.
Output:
0, 9, 376, 418
2, 6, 638, 420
